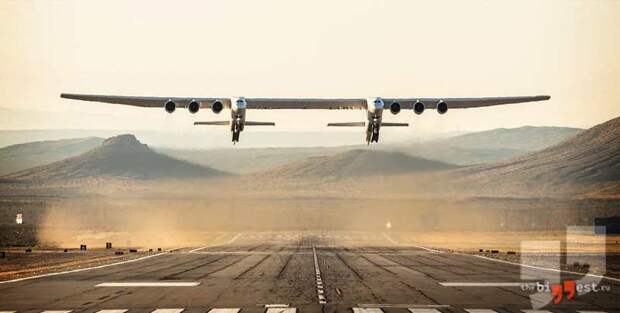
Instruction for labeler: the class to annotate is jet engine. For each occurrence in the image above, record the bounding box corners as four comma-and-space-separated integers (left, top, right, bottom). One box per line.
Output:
164, 100, 176, 113
437, 100, 448, 114
414, 101, 425, 115
212, 100, 224, 114
389, 102, 401, 115
188, 100, 200, 114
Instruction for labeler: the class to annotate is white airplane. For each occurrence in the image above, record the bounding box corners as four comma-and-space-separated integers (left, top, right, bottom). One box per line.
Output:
60, 93, 550, 144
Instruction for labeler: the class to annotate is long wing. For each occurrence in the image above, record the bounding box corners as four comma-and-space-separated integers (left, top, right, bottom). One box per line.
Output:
61, 93, 549, 110
60, 93, 231, 108
380, 95, 550, 109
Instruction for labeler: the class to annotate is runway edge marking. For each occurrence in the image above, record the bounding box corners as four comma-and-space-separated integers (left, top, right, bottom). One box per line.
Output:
0, 253, 165, 285
188, 233, 243, 253
461, 253, 620, 283
382, 233, 443, 253
383, 232, 620, 283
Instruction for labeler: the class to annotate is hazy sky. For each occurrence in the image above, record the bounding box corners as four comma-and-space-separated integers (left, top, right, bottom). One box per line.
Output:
1, 0, 619, 145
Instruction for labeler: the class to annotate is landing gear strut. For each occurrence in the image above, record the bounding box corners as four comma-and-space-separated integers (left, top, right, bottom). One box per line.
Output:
366, 120, 380, 144
231, 118, 243, 144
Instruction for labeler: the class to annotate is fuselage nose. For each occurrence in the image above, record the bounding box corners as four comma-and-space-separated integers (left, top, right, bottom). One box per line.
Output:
366, 97, 384, 115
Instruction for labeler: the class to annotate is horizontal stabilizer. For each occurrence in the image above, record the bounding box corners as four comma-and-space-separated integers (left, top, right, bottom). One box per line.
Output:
245, 121, 276, 126
381, 122, 409, 127
194, 121, 229, 126
327, 122, 366, 127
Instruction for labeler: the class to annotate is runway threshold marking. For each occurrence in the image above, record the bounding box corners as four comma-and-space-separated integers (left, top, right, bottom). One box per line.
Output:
189, 233, 243, 253
521, 310, 553, 313
207, 309, 240, 313
266, 308, 296, 313
96, 281, 200, 287
95, 310, 128, 313
465, 310, 498, 313
151, 309, 184, 313
41, 311, 72, 313
408, 309, 442, 313
353, 308, 384, 313
439, 282, 529, 287
0, 253, 165, 285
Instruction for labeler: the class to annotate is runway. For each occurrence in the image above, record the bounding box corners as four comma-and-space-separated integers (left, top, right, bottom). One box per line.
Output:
0, 232, 618, 313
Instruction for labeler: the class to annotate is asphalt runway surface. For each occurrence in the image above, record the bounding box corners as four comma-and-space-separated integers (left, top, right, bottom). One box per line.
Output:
0, 232, 618, 313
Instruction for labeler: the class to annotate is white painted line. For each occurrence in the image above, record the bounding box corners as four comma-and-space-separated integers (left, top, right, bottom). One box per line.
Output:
266, 308, 296, 313
353, 308, 384, 313
359, 305, 451, 309
96, 310, 128, 313
440, 282, 528, 287
264, 304, 290, 308
409, 309, 442, 313
151, 309, 184, 313
96, 281, 200, 287
207, 309, 240, 313
189, 233, 243, 253
382, 233, 443, 253
522, 311, 553, 313
578, 311, 607, 313
41, 311, 72, 313
0, 253, 165, 285
465, 310, 498, 313
462, 253, 620, 283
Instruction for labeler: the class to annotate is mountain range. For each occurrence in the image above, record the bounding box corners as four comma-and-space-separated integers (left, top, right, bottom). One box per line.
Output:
4, 134, 225, 181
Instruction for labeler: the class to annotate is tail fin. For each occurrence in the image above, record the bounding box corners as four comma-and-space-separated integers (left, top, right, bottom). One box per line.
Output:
245, 121, 275, 126
327, 122, 366, 127
381, 122, 409, 127
194, 121, 229, 126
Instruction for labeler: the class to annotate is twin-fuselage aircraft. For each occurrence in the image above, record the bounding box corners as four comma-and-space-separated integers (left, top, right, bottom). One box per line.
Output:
60, 94, 550, 144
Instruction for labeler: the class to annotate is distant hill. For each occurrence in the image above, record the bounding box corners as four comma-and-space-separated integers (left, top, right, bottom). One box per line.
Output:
157, 146, 357, 174
262, 149, 456, 179
390, 126, 583, 165
4, 134, 225, 181
158, 126, 582, 174
0, 137, 104, 175
459, 117, 620, 191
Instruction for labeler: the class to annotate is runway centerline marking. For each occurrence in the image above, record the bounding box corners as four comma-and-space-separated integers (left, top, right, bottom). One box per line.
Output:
0, 253, 165, 285
313, 245, 326, 304
96, 281, 200, 287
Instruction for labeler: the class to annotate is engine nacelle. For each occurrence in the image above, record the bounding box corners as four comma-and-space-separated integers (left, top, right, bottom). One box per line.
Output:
437, 100, 448, 114
414, 101, 425, 115
389, 102, 401, 115
188, 100, 200, 114
212, 100, 223, 114
164, 100, 176, 113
